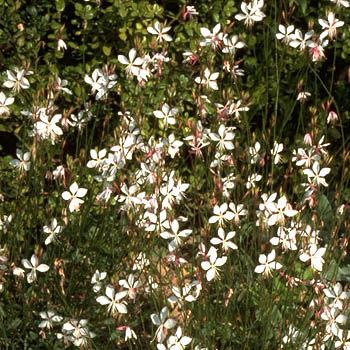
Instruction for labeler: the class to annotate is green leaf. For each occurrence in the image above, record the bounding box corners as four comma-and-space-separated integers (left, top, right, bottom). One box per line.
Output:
102, 45, 112, 56
56, 0, 65, 12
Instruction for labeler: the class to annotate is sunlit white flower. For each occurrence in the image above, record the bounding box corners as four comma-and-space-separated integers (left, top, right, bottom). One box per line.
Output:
160, 219, 192, 252
254, 249, 282, 277
119, 274, 142, 299
210, 228, 237, 252
266, 196, 298, 226
222, 35, 245, 54
324, 283, 350, 310
167, 326, 192, 350
96, 285, 128, 315
271, 141, 283, 164
209, 203, 234, 226
299, 244, 326, 271
246, 173, 262, 189
22, 254, 49, 283
43, 218, 62, 245
321, 306, 347, 336
201, 246, 227, 281
62, 182, 88, 212
297, 91, 311, 102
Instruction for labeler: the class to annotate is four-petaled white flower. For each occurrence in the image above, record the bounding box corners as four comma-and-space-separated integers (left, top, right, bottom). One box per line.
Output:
195, 68, 219, 90
0, 91, 14, 116
209, 124, 236, 151
147, 21, 172, 42
303, 161, 331, 187
62, 182, 88, 212
209, 203, 234, 226
235, 0, 266, 27
21, 254, 50, 283
10, 149, 31, 173
96, 285, 128, 315
319, 12, 344, 40
210, 228, 238, 252
39, 311, 63, 330
151, 306, 177, 343
43, 218, 62, 245
200, 23, 223, 49
160, 219, 192, 252
299, 244, 326, 271
167, 326, 192, 350
254, 249, 282, 277
276, 24, 295, 44
3, 68, 32, 92
323, 282, 350, 310
153, 103, 178, 127
118, 48, 144, 77
201, 246, 227, 281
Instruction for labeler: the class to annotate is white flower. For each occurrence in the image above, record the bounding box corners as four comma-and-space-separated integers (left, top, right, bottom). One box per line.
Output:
160, 219, 192, 252
330, 0, 349, 7
289, 29, 314, 50
254, 249, 282, 277
222, 35, 245, 54
200, 23, 223, 49
35, 113, 63, 144
195, 68, 219, 90
21, 254, 49, 283
271, 141, 283, 164
201, 246, 227, 281
303, 161, 331, 187
62, 319, 95, 347
153, 103, 178, 127
91, 269, 107, 293
266, 196, 298, 226
62, 182, 88, 212
43, 218, 62, 245
87, 148, 107, 169
96, 285, 128, 315
235, 0, 266, 27
3, 68, 31, 92
39, 311, 63, 330
10, 149, 31, 173
276, 24, 295, 44
119, 274, 142, 299
324, 282, 350, 310
321, 307, 347, 336
147, 21, 172, 42
151, 306, 177, 343
210, 228, 237, 252
245, 173, 262, 189
209, 124, 236, 151
118, 48, 144, 77
319, 12, 344, 40
168, 327, 192, 350
299, 244, 326, 271
208, 203, 234, 226
0, 91, 14, 115
57, 39, 67, 51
